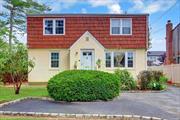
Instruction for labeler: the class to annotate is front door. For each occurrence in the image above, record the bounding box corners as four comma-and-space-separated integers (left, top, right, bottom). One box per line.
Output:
81, 50, 94, 70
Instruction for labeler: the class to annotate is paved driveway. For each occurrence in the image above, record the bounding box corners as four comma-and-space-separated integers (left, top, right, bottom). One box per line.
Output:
0, 86, 179, 120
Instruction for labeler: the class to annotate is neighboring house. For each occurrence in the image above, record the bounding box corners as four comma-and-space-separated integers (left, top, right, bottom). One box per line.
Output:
165, 20, 180, 64
27, 14, 149, 83
147, 51, 166, 66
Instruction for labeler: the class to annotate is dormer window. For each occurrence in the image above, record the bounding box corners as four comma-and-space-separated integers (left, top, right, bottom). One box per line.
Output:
43, 18, 65, 35
110, 18, 132, 35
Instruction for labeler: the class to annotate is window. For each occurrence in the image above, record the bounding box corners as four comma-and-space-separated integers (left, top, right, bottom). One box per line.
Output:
45, 20, 53, 34
50, 52, 59, 68
44, 19, 65, 35
122, 19, 131, 34
127, 52, 133, 67
110, 18, 132, 35
105, 52, 111, 67
111, 19, 121, 34
105, 51, 134, 68
55, 20, 64, 34
114, 52, 125, 67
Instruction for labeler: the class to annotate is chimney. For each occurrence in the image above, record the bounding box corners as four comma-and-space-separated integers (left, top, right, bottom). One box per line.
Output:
165, 20, 173, 64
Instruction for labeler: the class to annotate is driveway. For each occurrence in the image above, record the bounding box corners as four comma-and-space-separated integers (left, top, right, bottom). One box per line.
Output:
0, 86, 179, 120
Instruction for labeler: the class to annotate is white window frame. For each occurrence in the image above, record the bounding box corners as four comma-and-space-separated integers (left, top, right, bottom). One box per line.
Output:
105, 51, 134, 69
43, 18, 65, 35
49, 51, 60, 69
105, 52, 112, 68
110, 18, 132, 35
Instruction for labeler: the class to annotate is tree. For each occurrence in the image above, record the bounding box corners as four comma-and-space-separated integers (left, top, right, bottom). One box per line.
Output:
1, 0, 51, 51
0, 20, 9, 49
0, 42, 35, 94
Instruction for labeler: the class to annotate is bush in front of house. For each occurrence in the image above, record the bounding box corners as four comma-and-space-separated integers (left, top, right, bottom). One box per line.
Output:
137, 70, 168, 90
47, 70, 120, 102
114, 69, 137, 90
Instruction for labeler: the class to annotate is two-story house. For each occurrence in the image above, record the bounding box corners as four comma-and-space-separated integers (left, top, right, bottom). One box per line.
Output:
27, 14, 149, 83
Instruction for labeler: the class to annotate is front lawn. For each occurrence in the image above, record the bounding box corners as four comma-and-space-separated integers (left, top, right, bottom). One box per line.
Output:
0, 85, 48, 103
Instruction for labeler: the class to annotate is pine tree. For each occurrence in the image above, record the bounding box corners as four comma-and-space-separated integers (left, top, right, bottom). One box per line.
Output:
1, 0, 51, 51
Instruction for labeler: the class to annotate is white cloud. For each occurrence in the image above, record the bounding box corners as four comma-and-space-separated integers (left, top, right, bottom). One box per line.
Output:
130, 0, 176, 14
81, 8, 87, 13
88, 0, 123, 13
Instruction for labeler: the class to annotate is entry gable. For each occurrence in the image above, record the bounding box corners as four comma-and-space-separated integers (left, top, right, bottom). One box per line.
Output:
70, 31, 105, 50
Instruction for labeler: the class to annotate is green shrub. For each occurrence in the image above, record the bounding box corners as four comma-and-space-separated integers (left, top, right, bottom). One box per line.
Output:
115, 69, 136, 90
137, 70, 152, 90
47, 70, 120, 102
137, 70, 168, 90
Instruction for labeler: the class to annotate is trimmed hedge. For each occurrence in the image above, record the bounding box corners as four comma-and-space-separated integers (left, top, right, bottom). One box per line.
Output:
47, 70, 120, 102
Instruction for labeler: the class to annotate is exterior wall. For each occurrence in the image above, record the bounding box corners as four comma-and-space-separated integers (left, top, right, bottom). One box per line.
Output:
70, 31, 105, 70
28, 49, 69, 82
28, 48, 146, 82
172, 23, 180, 64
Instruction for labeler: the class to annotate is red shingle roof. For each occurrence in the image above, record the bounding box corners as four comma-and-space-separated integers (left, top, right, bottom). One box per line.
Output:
27, 14, 148, 49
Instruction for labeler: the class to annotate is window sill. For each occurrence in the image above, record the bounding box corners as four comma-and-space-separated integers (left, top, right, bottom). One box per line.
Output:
43, 34, 65, 36
49, 68, 60, 71
105, 67, 135, 70
110, 34, 132, 36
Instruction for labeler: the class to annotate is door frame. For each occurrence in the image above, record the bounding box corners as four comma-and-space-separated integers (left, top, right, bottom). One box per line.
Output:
80, 49, 95, 70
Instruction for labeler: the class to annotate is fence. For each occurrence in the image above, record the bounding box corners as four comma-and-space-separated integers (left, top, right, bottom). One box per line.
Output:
148, 64, 180, 85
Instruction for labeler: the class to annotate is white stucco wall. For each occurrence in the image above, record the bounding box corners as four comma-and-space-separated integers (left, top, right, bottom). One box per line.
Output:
28, 32, 147, 82
28, 49, 69, 82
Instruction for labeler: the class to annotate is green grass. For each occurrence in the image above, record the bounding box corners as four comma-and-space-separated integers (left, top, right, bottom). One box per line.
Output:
0, 85, 48, 103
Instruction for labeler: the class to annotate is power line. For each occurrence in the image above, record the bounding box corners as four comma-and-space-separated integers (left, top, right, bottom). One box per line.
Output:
151, 26, 165, 35
151, 0, 179, 26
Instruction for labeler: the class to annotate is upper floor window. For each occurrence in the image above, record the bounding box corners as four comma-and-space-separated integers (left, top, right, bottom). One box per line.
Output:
44, 19, 65, 35
110, 18, 132, 35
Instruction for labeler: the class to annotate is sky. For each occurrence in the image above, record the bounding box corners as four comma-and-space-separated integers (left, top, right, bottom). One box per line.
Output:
0, 0, 180, 51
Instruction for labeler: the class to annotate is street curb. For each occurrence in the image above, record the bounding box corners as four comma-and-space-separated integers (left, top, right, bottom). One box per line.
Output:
0, 111, 165, 120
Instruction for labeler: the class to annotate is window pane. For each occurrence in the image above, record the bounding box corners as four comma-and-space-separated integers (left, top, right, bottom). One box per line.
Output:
111, 19, 120, 34
56, 27, 63, 34
51, 52, 59, 68
45, 20, 53, 34
55, 20, 64, 34
127, 52, 133, 67
122, 27, 130, 34
51, 61, 59, 68
51, 53, 59, 60
114, 52, 125, 67
122, 19, 131, 34
112, 27, 120, 34
56, 20, 64, 27
106, 53, 111, 67
122, 19, 131, 27
111, 19, 120, 27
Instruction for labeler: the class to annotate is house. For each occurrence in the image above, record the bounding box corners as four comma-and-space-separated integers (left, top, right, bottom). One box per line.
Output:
27, 14, 149, 83
147, 51, 166, 66
165, 20, 180, 64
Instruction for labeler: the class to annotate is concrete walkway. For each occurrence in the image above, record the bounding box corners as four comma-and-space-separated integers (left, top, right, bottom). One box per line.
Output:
0, 86, 179, 120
